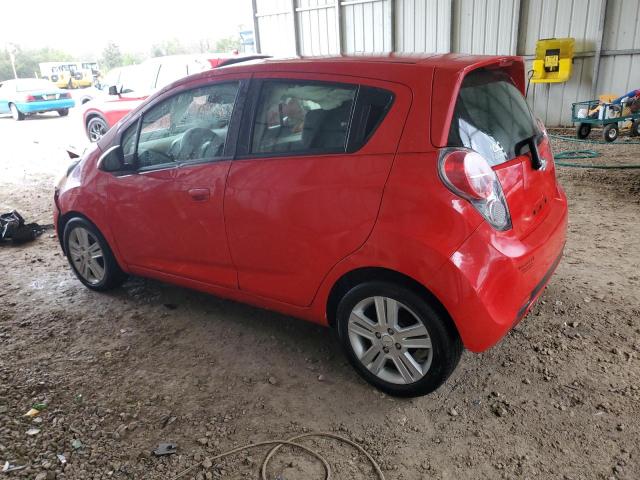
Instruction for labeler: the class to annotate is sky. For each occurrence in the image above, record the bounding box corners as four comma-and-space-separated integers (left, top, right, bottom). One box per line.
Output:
0, 0, 254, 57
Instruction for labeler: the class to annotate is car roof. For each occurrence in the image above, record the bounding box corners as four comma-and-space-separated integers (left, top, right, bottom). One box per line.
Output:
219, 53, 518, 69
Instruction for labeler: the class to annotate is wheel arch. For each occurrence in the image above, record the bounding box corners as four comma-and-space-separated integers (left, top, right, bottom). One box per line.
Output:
325, 266, 460, 339
57, 210, 114, 255
85, 111, 107, 128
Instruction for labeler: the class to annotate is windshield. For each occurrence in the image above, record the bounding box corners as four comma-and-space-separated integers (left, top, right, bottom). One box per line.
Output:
448, 69, 539, 166
120, 64, 158, 94
16, 79, 57, 92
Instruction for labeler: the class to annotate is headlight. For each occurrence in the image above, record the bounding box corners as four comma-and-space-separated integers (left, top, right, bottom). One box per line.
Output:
54, 159, 80, 191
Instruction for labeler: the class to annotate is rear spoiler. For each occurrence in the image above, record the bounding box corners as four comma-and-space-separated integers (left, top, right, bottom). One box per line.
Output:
217, 55, 271, 68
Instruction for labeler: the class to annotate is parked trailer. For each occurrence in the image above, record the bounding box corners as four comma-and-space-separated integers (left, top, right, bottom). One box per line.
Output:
572, 99, 640, 142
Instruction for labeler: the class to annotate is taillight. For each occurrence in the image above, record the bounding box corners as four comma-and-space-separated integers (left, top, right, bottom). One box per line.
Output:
25, 95, 37, 102
439, 148, 512, 231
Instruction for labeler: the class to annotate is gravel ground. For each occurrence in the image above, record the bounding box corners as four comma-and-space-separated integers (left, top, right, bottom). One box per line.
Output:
0, 112, 639, 479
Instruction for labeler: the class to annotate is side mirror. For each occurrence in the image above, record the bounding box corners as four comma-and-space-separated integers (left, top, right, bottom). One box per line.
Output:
98, 145, 127, 172
108, 85, 120, 96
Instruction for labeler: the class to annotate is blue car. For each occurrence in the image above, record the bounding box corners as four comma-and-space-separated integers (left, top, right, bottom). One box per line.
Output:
0, 78, 75, 121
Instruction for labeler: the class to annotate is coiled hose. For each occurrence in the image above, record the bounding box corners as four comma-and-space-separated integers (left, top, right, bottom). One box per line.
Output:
548, 133, 640, 169
170, 432, 385, 480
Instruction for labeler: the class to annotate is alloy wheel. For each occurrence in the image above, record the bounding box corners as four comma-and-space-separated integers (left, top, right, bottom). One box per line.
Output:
347, 296, 433, 384
89, 121, 107, 142
67, 226, 105, 285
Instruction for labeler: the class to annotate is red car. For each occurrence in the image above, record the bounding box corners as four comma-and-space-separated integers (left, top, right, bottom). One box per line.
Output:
82, 55, 237, 142
54, 54, 568, 397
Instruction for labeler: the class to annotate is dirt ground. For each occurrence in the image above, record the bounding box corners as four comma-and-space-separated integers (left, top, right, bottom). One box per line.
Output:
0, 111, 639, 480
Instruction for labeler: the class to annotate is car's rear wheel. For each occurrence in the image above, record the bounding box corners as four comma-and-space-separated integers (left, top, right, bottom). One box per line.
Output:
336, 281, 462, 397
63, 217, 127, 291
10, 104, 25, 121
57, 109, 69, 117
86, 116, 108, 142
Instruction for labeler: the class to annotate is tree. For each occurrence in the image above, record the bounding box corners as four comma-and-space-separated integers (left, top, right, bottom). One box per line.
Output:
101, 42, 123, 70
215, 36, 242, 53
0, 45, 73, 81
150, 38, 187, 58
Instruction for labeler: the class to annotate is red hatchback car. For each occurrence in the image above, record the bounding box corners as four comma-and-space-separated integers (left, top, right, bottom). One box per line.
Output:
54, 54, 568, 397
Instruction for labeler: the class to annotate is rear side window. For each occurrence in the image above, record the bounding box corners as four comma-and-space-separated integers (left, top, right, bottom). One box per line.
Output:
251, 80, 357, 155
448, 69, 539, 166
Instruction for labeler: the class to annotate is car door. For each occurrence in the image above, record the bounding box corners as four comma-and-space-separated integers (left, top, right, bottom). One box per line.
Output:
104, 77, 248, 288
224, 73, 412, 306
0, 81, 12, 113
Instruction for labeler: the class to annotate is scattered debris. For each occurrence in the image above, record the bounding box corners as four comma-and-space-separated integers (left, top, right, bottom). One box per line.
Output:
0, 210, 51, 244
24, 402, 46, 417
268, 376, 278, 385
26, 427, 41, 436
161, 414, 177, 429
2, 461, 26, 473
71, 439, 84, 450
153, 442, 177, 456
57, 453, 67, 464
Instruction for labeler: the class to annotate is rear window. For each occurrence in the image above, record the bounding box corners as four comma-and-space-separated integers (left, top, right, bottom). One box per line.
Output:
15, 79, 55, 92
447, 69, 539, 166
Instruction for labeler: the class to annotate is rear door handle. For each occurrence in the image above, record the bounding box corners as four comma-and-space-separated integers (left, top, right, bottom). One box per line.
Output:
187, 188, 210, 201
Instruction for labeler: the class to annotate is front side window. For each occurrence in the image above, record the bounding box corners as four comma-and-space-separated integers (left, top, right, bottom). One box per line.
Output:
130, 81, 239, 170
251, 80, 357, 155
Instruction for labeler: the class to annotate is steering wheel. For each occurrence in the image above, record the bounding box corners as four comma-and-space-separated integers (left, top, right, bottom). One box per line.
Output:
175, 127, 218, 161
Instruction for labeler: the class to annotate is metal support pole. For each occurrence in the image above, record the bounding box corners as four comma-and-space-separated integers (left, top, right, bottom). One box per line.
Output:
291, 0, 302, 56
336, 0, 344, 54
251, 0, 262, 54
591, 0, 608, 98
511, 0, 522, 55
389, 0, 396, 52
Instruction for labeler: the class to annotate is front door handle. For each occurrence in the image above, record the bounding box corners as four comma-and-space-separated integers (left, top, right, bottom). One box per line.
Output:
187, 188, 210, 201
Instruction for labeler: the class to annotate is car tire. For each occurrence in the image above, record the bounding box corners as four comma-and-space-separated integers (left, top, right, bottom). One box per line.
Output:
57, 109, 69, 117
336, 281, 462, 397
63, 217, 128, 291
86, 116, 108, 142
576, 122, 591, 139
9, 104, 25, 121
631, 119, 640, 137
603, 123, 618, 142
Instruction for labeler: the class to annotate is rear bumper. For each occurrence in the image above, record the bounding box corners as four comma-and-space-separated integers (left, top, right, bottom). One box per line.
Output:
18, 99, 75, 113
438, 187, 568, 352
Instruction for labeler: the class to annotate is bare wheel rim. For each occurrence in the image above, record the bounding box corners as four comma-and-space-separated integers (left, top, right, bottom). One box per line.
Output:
10, 104, 19, 120
348, 296, 433, 385
68, 227, 105, 285
89, 121, 106, 141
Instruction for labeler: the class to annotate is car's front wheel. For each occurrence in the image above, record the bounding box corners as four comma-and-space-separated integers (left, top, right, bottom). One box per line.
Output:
57, 108, 69, 117
63, 217, 127, 291
10, 104, 25, 121
336, 281, 462, 397
86, 116, 108, 142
